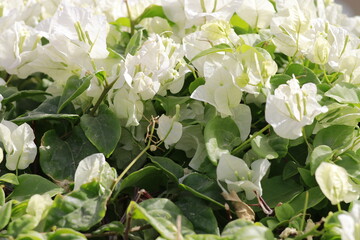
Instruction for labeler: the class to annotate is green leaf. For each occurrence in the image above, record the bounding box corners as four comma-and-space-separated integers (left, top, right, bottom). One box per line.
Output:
325, 82, 360, 104
135, 5, 173, 25
128, 198, 194, 239
176, 196, 219, 235
298, 168, 317, 187
40, 127, 98, 181
180, 173, 224, 207
204, 116, 241, 164
47, 228, 87, 240
93, 221, 124, 235
313, 125, 355, 151
317, 103, 360, 127
285, 64, 320, 85
189, 77, 206, 94
184, 235, 223, 240
190, 44, 233, 63
230, 14, 251, 34
0, 173, 19, 185
309, 145, 333, 175
337, 151, 360, 179
0, 188, 4, 206
13, 96, 78, 123
80, 105, 121, 157
1, 89, 50, 105
0, 201, 12, 230
110, 17, 131, 27
222, 219, 274, 239
58, 75, 93, 113
44, 181, 110, 231
155, 95, 190, 116
119, 166, 167, 193
261, 176, 303, 208
282, 161, 299, 180
125, 29, 143, 56
8, 174, 63, 201
16, 231, 46, 240
150, 156, 184, 182
275, 187, 325, 221
251, 134, 279, 159
7, 215, 38, 238
270, 74, 292, 89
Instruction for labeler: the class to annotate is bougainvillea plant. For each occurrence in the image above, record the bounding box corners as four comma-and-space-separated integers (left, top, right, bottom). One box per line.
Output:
0, 0, 359, 239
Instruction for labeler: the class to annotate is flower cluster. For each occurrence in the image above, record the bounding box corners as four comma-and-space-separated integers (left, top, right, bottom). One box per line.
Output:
0, 0, 359, 238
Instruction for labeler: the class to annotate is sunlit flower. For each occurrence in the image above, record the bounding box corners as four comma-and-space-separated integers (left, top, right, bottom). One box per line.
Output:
157, 114, 183, 149
315, 162, 360, 205
0, 120, 37, 171
217, 154, 270, 200
337, 200, 360, 240
265, 77, 327, 139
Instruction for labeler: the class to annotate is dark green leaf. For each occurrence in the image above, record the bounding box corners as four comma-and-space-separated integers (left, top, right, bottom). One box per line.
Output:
176, 196, 219, 235
261, 176, 303, 208
275, 187, 325, 221
298, 168, 317, 187
58, 75, 93, 113
13, 96, 78, 123
180, 173, 224, 207
119, 166, 167, 193
337, 151, 360, 179
150, 156, 184, 182
1, 90, 50, 105
40, 127, 98, 181
313, 125, 355, 151
282, 161, 299, 180
80, 105, 121, 157
8, 174, 63, 201
45, 181, 110, 231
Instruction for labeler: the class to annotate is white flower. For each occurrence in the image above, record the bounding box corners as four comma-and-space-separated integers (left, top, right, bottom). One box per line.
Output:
315, 162, 360, 205
236, 0, 275, 29
191, 56, 243, 116
74, 153, 116, 191
0, 120, 37, 171
157, 114, 183, 149
0, 21, 41, 78
337, 200, 360, 240
217, 154, 270, 200
109, 87, 144, 127
265, 78, 328, 139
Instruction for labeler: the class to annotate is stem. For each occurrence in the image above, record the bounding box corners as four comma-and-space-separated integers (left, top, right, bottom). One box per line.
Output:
89, 80, 116, 116
300, 191, 309, 232
124, 0, 135, 35
111, 118, 156, 192
232, 124, 271, 155
337, 203, 342, 211
322, 66, 331, 84
302, 128, 313, 152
